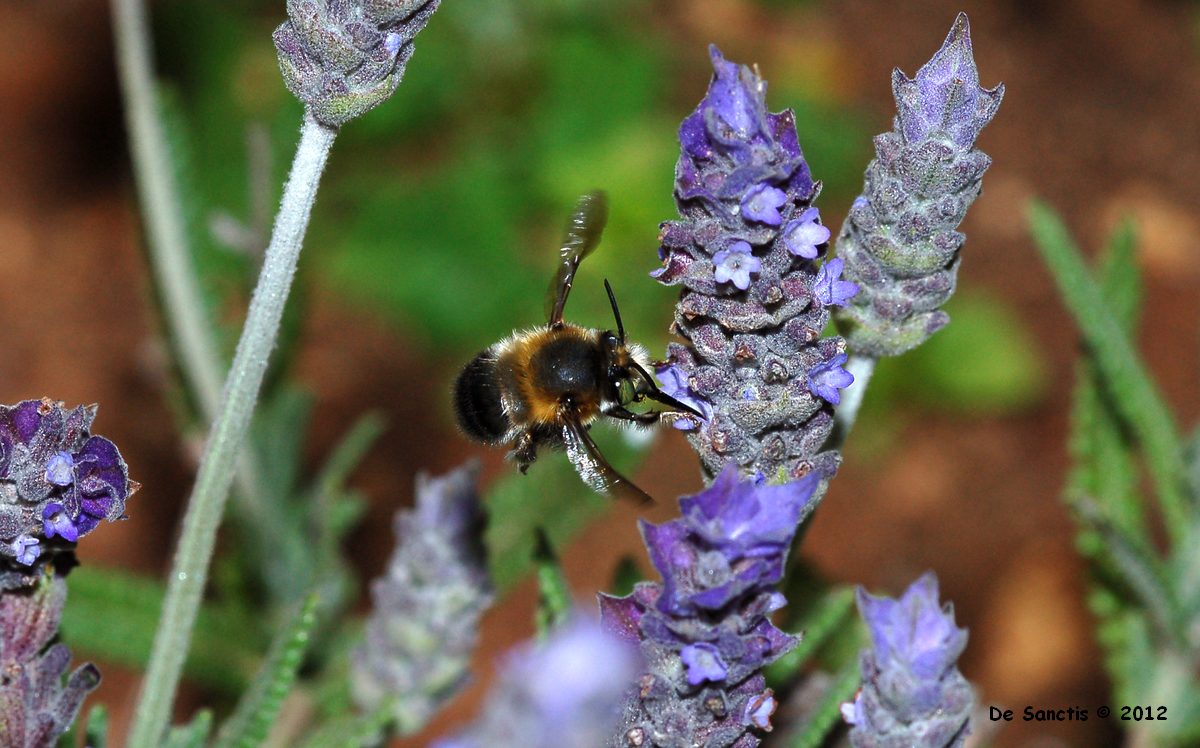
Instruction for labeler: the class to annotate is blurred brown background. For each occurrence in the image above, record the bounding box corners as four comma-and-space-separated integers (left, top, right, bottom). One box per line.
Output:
4, 0, 1200, 746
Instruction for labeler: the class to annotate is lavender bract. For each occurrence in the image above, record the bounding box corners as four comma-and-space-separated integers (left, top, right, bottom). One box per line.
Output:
652, 46, 854, 483
0, 399, 134, 591
351, 462, 492, 731
842, 572, 974, 748
833, 13, 1003, 357
0, 573, 100, 746
274, 0, 441, 128
600, 465, 818, 747
433, 616, 640, 748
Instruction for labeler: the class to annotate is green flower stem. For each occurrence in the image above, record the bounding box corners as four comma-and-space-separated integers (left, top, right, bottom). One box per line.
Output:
110, 0, 274, 531
127, 113, 337, 748
110, 0, 224, 417
831, 354, 876, 447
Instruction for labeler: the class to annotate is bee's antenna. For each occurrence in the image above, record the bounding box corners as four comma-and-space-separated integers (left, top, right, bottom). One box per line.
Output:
604, 279, 626, 344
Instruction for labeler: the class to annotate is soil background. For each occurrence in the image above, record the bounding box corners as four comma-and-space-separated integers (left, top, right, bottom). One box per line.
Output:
3, 1, 1200, 746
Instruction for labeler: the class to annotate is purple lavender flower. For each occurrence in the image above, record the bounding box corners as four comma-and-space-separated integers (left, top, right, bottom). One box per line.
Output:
813, 258, 859, 308
274, 0, 441, 127
0, 573, 100, 746
842, 572, 974, 748
0, 399, 134, 591
653, 46, 849, 483
600, 465, 818, 747
833, 14, 1003, 357
712, 242, 762, 291
655, 364, 713, 432
781, 207, 830, 259
351, 462, 492, 731
807, 353, 854, 405
433, 616, 640, 748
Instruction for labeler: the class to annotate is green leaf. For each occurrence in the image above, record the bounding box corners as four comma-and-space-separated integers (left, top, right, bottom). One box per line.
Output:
1028, 201, 1191, 546
83, 705, 109, 748
608, 556, 643, 597
534, 529, 572, 637
163, 710, 213, 748
765, 586, 856, 688
295, 701, 395, 748
487, 428, 644, 592
61, 567, 261, 696
785, 655, 862, 748
213, 594, 320, 748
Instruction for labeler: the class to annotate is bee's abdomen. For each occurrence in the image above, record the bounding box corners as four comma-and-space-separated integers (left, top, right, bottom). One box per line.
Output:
454, 350, 511, 443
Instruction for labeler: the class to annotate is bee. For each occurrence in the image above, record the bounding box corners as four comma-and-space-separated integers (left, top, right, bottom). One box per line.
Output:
453, 191, 702, 502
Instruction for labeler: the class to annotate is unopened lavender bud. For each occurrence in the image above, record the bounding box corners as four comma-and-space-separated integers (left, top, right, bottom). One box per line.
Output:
833, 13, 1002, 357
0, 573, 100, 746
273, 0, 441, 128
433, 616, 641, 748
600, 466, 817, 747
0, 399, 135, 591
350, 462, 492, 731
654, 46, 853, 483
842, 572, 974, 748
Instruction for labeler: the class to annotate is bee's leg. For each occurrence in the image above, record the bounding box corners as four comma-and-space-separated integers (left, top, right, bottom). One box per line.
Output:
607, 406, 700, 429
508, 430, 539, 473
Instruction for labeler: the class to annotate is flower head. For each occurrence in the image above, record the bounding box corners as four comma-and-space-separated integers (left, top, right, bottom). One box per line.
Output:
351, 462, 492, 730
842, 572, 974, 747
0, 573, 100, 746
0, 399, 134, 590
600, 466, 817, 746
833, 13, 1003, 357
274, 0, 441, 127
433, 616, 640, 748
653, 46, 848, 483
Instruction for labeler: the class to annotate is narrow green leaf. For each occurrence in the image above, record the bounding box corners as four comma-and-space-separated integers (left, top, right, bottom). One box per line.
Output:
163, 710, 213, 748
213, 594, 321, 748
1028, 201, 1190, 545
534, 528, 572, 637
786, 656, 862, 748
313, 412, 386, 501
83, 705, 109, 748
62, 567, 261, 696
766, 586, 856, 688
487, 428, 642, 591
295, 701, 395, 748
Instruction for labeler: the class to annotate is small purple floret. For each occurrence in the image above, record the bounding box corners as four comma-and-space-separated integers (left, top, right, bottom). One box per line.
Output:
10, 535, 39, 566
42, 503, 78, 543
814, 258, 859, 307
656, 364, 713, 432
806, 353, 854, 405
712, 241, 761, 291
741, 184, 787, 225
781, 207, 830, 258
681, 642, 728, 685
44, 452, 74, 487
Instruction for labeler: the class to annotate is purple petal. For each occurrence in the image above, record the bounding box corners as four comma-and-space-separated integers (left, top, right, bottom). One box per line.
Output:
680, 642, 728, 685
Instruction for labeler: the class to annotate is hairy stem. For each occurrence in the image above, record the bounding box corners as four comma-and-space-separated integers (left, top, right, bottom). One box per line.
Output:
127, 113, 337, 748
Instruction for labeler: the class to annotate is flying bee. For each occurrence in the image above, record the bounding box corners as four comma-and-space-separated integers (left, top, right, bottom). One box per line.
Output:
453, 191, 702, 502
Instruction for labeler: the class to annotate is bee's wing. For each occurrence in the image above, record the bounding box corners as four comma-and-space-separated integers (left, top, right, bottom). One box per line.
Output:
561, 411, 652, 505
546, 191, 609, 327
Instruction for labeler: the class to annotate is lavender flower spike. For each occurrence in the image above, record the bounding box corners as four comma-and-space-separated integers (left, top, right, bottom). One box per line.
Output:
600, 465, 819, 747
842, 572, 974, 748
0, 572, 101, 746
350, 462, 492, 732
834, 13, 1003, 357
274, 0, 441, 127
433, 615, 641, 748
654, 46, 852, 482
0, 399, 136, 591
